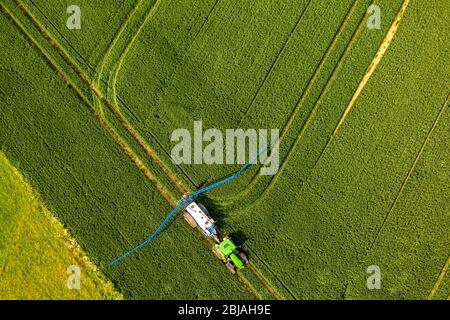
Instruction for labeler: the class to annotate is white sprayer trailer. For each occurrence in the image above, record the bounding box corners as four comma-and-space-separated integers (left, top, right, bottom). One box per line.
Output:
183, 202, 220, 243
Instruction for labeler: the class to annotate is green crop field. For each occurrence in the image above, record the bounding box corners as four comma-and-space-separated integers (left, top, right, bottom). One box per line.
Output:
0, 0, 448, 300
0, 151, 122, 299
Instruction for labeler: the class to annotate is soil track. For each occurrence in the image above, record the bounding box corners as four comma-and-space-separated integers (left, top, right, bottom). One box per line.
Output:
428, 252, 450, 300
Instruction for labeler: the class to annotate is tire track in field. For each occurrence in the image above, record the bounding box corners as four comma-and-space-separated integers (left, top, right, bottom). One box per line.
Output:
12, 0, 97, 94
238, 0, 313, 123
229, 0, 373, 209
1, 3, 177, 208
428, 251, 450, 300
102, 0, 190, 193
94, 0, 143, 94
313, 0, 411, 170
218, 0, 362, 205
247, 263, 282, 300
369, 93, 449, 249
27, 0, 96, 76
92, 0, 190, 195
8, 0, 265, 300
246, 0, 406, 208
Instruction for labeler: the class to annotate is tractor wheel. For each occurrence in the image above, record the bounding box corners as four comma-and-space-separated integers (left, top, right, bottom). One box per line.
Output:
226, 262, 236, 274
212, 246, 224, 260
183, 212, 197, 228
238, 252, 249, 265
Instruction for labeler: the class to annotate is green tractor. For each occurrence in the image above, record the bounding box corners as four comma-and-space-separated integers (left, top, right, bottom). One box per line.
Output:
212, 238, 249, 274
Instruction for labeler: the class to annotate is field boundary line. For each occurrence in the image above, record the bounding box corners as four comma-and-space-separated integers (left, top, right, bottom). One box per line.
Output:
238, 0, 312, 123
428, 252, 450, 300
3, 100, 137, 252
369, 93, 449, 249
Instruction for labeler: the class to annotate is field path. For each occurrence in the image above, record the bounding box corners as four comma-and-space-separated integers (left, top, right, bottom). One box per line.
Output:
314, 0, 410, 168
332, 0, 410, 136
428, 252, 450, 300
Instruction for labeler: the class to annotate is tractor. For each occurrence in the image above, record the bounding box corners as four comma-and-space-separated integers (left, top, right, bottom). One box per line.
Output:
183, 200, 249, 273
212, 238, 249, 274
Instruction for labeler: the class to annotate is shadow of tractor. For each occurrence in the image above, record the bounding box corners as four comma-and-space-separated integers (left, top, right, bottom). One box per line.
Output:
191, 194, 251, 259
